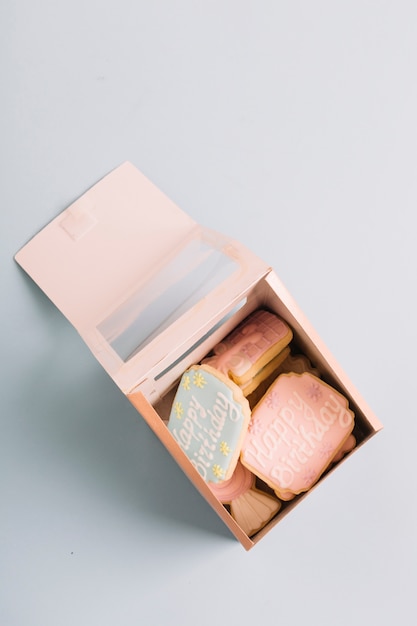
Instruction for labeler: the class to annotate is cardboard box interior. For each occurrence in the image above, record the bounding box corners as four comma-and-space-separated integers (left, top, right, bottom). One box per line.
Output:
128, 271, 381, 549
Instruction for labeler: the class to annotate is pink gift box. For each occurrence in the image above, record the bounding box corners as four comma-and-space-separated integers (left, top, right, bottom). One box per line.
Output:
15, 162, 382, 550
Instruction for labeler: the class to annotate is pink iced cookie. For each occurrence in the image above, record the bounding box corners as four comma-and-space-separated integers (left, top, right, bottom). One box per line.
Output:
209, 462, 281, 537
209, 460, 254, 501
331, 433, 356, 463
203, 310, 293, 388
241, 373, 355, 497
245, 350, 317, 408
268, 435, 356, 502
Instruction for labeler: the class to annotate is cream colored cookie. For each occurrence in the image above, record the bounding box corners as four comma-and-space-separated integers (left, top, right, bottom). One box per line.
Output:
208, 461, 281, 536
275, 352, 320, 378
246, 351, 320, 408
203, 309, 293, 392
240, 346, 290, 397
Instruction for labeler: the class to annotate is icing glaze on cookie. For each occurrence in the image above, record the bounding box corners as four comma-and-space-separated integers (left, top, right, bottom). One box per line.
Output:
241, 373, 355, 496
331, 434, 356, 463
209, 461, 254, 502
273, 434, 356, 500
168, 365, 251, 483
203, 310, 293, 386
209, 461, 281, 536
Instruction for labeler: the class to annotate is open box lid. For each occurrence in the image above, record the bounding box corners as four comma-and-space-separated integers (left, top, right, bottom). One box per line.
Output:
15, 162, 270, 396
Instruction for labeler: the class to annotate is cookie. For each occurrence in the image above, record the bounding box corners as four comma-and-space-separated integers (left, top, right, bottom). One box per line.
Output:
245, 350, 318, 408
277, 435, 357, 496
241, 373, 355, 498
275, 352, 320, 378
331, 433, 356, 463
239, 346, 291, 397
203, 309, 293, 393
167, 365, 251, 483
209, 461, 281, 537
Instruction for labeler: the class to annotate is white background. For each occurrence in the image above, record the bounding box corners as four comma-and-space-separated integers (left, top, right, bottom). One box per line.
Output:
2, 2, 416, 625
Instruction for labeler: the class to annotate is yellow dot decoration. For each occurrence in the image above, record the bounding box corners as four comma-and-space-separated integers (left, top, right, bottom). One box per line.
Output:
182, 375, 191, 391
173, 402, 184, 419
193, 371, 207, 389
212, 464, 225, 479
219, 441, 231, 456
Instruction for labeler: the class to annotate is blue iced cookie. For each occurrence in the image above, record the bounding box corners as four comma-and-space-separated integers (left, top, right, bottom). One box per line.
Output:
168, 365, 251, 483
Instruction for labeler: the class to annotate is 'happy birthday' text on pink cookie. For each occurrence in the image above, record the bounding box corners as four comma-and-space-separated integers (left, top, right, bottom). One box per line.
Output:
241, 373, 355, 496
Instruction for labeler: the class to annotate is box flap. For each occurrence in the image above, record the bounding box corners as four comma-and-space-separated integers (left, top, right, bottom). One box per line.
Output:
15, 162, 270, 395
16, 163, 198, 330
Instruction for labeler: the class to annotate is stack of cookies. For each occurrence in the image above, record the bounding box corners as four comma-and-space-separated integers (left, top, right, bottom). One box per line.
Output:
167, 310, 356, 537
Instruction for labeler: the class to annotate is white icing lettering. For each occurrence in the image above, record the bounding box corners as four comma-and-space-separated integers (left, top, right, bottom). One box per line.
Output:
196, 443, 214, 462
270, 464, 294, 489
202, 426, 220, 444
216, 391, 242, 423
186, 407, 203, 429
319, 403, 338, 426
290, 439, 312, 464
280, 406, 300, 434
270, 417, 293, 447
197, 431, 216, 451
171, 415, 201, 451
245, 383, 352, 492
296, 437, 315, 461
299, 419, 327, 448
244, 437, 273, 469
189, 395, 207, 419
171, 377, 245, 479
207, 407, 225, 433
